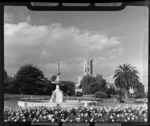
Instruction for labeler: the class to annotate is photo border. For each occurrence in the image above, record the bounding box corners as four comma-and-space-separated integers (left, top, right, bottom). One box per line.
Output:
0, 1, 149, 126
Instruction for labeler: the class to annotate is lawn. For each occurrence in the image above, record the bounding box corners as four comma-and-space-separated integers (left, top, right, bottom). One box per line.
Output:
4, 94, 144, 108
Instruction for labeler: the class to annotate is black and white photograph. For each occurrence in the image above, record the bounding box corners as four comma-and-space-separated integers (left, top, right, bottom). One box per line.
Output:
3, 3, 148, 124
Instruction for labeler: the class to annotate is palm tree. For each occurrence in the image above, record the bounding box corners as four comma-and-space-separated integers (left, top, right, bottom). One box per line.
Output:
113, 63, 140, 99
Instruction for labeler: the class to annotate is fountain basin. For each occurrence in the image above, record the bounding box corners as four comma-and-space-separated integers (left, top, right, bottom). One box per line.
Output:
18, 100, 97, 108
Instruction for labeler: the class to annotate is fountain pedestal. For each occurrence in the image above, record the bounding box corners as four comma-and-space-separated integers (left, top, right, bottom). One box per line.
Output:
50, 85, 63, 103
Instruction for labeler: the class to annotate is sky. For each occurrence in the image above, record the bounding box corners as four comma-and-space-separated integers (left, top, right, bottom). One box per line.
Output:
4, 6, 148, 91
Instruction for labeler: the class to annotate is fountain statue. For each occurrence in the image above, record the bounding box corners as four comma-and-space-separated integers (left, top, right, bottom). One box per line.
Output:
50, 62, 63, 103
50, 85, 63, 103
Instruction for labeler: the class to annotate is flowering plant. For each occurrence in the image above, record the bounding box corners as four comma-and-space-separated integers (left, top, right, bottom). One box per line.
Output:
134, 98, 148, 103
4, 104, 147, 123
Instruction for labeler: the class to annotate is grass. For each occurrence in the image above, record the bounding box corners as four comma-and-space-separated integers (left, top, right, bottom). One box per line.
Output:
4, 94, 145, 108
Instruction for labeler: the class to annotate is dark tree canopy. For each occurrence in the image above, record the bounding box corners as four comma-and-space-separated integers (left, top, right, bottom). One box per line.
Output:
81, 74, 106, 95
4, 70, 8, 82
15, 64, 45, 94
60, 81, 75, 96
136, 82, 145, 94
16, 64, 44, 83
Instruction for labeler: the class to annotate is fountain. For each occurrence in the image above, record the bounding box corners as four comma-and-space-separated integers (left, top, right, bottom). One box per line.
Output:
18, 62, 97, 108
50, 85, 63, 103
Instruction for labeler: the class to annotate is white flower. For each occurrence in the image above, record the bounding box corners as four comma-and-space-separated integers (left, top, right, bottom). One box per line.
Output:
43, 116, 46, 119
51, 118, 54, 122
90, 118, 93, 122
110, 116, 113, 119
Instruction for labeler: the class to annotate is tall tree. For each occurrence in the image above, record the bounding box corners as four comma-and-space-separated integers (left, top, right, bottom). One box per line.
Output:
113, 63, 140, 99
16, 64, 44, 94
60, 81, 75, 96
4, 70, 8, 93
136, 82, 145, 94
95, 74, 106, 91
80, 75, 95, 94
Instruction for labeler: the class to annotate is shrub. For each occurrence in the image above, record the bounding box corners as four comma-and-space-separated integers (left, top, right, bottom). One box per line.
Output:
94, 91, 107, 99
135, 92, 146, 98
75, 92, 83, 97
116, 89, 125, 99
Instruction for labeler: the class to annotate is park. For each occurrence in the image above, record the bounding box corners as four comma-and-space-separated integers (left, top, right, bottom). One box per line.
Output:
4, 63, 148, 123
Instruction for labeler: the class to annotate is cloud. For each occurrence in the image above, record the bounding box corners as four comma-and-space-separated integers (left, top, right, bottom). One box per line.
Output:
5, 22, 122, 80
4, 9, 31, 24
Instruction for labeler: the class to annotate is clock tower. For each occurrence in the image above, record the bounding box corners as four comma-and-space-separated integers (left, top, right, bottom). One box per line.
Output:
84, 55, 93, 76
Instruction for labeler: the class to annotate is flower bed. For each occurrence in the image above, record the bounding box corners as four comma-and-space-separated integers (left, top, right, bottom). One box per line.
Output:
4, 104, 147, 122
134, 98, 148, 103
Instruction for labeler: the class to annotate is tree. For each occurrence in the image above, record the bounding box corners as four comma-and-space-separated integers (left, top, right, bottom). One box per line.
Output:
134, 82, 145, 98
80, 75, 95, 94
105, 84, 117, 98
4, 70, 16, 93
16, 64, 45, 94
4, 70, 9, 93
60, 81, 75, 96
80, 74, 107, 95
136, 82, 144, 93
89, 82, 101, 94
95, 74, 103, 83
4, 70, 8, 82
51, 74, 57, 81
113, 63, 140, 99
95, 74, 106, 91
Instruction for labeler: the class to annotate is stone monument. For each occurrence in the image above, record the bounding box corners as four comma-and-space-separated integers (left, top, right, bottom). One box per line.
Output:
50, 85, 63, 103
50, 62, 63, 103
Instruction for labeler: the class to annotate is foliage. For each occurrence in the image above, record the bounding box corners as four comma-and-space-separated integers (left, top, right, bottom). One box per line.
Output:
81, 74, 106, 95
60, 81, 75, 96
134, 92, 146, 99
105, 86, 117, 96
4, 104, 147, 122
4, 70, 17, 93
4, 70, 8, 82
116, 89, 125, 99
15, 64, 45, 94
89, 82, 101, 94
113, 63, 140, 99
51, 74, 57, 81
94, 91, 107, 99
75, 92, 83, 97
4, 70, 9, 93
16, 64, 44, 83
136, 82, 145, 94
105, 85, 117, 98
95, 74, 106, 91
